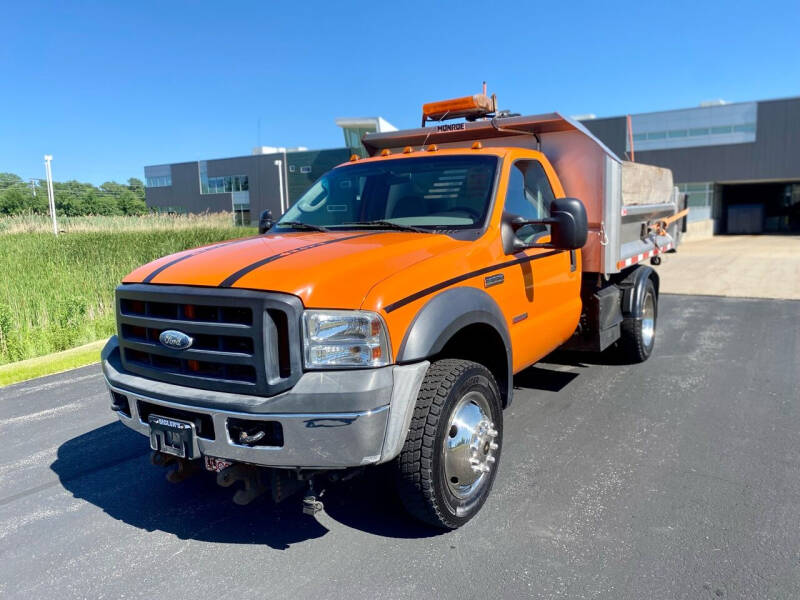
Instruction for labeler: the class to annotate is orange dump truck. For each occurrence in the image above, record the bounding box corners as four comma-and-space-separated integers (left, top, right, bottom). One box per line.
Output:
102, 94, 685, 528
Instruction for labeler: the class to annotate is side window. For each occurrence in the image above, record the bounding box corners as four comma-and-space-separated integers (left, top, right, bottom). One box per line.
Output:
503, 160, 556, 244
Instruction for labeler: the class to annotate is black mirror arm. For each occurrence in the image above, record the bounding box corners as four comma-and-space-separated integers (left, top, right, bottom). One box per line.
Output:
507, 216, 559, 249
508, 216, 557, 231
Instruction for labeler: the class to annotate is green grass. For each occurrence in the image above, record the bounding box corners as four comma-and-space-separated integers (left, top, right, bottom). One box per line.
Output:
0, 211, 236, 234
0, 214, 255, 367
0, 340, 106, 386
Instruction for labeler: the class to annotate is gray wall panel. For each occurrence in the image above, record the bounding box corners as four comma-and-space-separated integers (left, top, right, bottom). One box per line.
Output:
581, 116, 628, 159
251, 153, 283, 218
632, 98, 800, 183
286, 148, 351, 204
145, 162, 202, 211
579, 98, 800, 184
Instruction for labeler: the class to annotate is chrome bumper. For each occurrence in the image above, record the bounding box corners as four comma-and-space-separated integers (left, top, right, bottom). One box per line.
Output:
101, 337, 428, 469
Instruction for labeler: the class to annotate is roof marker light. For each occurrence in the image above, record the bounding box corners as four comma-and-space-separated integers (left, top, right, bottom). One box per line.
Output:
403, 146, 413, 154
380, 149, 392, 156
471, 141, 483, 150
426, 144, 439, 152
349, 154, 360, 162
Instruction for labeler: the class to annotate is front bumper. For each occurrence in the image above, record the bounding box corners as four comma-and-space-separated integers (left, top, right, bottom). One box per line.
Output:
102, 337, 428, 469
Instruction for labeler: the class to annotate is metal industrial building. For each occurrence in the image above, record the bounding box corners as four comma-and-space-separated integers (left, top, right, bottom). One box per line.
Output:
144, 98, 800, 235
143, 117, 396, 224
581, 96, 800, 236
144, 147, 351, 225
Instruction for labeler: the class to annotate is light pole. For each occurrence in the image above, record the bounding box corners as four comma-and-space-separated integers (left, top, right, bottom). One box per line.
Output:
44, 155, 58, 235
274, 159, 285, 214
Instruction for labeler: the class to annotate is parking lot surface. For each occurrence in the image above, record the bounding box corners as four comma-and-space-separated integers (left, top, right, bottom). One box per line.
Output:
658, 234, 800, 300
0, 294, 799, 599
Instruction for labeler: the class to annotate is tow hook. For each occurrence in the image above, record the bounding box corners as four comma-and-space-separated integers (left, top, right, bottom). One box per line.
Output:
302, 479, 324, 516
150, 451, 199, 483
238, 429, 266, 445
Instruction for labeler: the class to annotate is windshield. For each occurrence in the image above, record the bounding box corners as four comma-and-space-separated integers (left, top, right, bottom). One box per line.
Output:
277, 155, 498, 230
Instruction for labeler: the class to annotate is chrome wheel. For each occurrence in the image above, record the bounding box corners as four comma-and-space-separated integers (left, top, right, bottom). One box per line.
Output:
641, 290, 656, 349
442, 391, 499, 500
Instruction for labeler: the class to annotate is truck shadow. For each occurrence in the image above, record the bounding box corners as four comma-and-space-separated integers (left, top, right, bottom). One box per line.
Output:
51, 422, 441, 549
513, 348, 630, 394
544, 348, 631, 367
513, 364, 580, 393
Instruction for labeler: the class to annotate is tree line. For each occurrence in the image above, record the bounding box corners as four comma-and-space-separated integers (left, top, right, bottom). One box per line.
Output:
0, 173, 148, 216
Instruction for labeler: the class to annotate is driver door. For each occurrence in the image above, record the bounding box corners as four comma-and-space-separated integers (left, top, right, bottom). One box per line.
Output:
503, 159, 579, 370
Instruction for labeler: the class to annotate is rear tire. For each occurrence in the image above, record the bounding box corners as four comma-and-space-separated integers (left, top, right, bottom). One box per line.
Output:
394, 359, 503, 529
619, 279, 657, 363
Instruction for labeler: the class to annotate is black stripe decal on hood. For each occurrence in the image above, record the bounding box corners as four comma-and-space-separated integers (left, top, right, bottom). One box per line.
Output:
383, 250, 562, 313
218, 232, 380, 288
142, 236, 259, 283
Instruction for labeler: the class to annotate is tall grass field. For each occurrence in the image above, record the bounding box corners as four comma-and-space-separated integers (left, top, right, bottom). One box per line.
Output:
0, 213, 254, 366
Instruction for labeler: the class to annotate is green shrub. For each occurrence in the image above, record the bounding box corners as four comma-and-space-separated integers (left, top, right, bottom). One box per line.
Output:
0, 303, 12, 357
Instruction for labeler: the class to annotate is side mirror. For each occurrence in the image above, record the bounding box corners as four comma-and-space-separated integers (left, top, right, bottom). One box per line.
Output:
501, 197, 588, 253
548, 197, 588, 250
258, 209, 275, 234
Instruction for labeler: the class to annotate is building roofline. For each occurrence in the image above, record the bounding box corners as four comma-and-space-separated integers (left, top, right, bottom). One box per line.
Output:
585, 94, 800, 121
144, 146, 351, 170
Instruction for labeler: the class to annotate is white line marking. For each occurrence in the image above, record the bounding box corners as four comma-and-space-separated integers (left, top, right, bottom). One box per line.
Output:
0, 447, 58, 480
0, 503, 83, 540
0, 402, 82, 429
3, 372, 102, 398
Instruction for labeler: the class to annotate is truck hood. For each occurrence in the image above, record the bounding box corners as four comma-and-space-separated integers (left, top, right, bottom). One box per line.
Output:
123, 231, 466, 309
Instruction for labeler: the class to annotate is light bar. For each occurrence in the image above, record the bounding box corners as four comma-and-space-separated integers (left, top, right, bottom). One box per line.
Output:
422, 94, 496, 125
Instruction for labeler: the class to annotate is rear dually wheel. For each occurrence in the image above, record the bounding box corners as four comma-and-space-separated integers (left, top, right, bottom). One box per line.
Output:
619, 278, 658, 362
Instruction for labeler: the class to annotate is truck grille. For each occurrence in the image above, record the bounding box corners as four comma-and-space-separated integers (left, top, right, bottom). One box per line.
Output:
116, 284, 303, 396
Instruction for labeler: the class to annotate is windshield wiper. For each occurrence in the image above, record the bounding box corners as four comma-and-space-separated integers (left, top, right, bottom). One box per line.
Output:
344, 220, 431, 233
277, 221, 331, 232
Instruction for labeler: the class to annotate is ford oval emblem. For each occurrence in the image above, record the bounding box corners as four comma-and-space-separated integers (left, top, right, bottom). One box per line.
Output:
159, 329, 193, 350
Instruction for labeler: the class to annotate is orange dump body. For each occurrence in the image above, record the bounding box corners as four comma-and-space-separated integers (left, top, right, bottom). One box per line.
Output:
123, 147, 582, 375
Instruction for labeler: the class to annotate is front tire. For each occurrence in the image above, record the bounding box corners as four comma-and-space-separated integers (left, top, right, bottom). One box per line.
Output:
395, 359, 503, 529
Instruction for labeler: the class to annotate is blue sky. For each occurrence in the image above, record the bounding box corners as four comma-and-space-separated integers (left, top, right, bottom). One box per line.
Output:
2, 0, 798, 185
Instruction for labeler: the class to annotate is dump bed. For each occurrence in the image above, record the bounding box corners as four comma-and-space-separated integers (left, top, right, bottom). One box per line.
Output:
363, 113, 683, 275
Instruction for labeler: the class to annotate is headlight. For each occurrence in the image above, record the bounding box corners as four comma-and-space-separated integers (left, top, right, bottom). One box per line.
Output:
302, 310, 392, 369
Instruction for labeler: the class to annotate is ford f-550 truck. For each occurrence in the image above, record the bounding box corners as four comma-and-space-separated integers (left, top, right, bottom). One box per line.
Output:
102, 93, 686, 528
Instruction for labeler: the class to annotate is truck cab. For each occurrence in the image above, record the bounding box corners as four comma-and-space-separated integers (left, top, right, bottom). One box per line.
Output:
102, 93, 683, 528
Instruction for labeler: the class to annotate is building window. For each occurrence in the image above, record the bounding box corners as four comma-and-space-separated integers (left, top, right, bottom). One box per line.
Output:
711, 125, 733, 135
342, 126, 373, 158
200, 172, 249, 195
677, 182, 714, 222
146, 175, 172, 187
630, 122, 757, 151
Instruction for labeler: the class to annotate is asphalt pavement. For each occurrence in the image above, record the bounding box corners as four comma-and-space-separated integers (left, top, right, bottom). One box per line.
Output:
1, 294, 799, 599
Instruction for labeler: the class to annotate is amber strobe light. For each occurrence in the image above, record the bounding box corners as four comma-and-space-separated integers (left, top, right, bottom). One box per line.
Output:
422, 93, 496, 126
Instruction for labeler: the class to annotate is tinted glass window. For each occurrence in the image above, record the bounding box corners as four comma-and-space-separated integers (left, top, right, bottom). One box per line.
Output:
278, 155, 498, 230
504, 160, 555, 243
